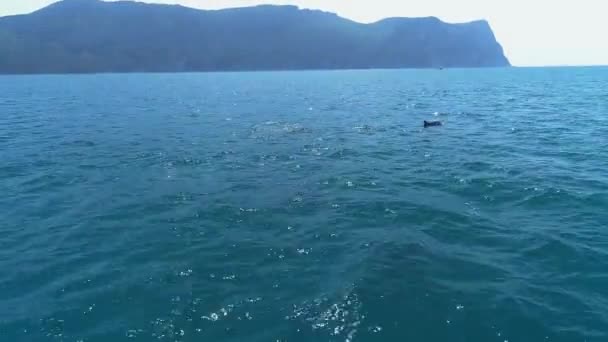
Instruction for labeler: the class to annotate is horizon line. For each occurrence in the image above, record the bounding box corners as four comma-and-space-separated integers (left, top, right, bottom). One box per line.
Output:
1, 65, 608, 77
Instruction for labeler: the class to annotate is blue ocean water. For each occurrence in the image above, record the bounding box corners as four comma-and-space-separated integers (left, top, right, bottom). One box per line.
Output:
1, 68, 607, 342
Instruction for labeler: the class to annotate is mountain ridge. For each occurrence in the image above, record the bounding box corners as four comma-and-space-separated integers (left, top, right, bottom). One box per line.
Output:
0, 0, 510, 74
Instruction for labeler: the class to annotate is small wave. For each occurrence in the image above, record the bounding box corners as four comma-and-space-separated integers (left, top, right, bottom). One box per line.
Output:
63, 140, 96, 147
287, 291, 363, 341
250, 121, 312, 139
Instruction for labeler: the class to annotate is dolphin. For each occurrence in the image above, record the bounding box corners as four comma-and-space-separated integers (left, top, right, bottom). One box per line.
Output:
424, 120, 442, 128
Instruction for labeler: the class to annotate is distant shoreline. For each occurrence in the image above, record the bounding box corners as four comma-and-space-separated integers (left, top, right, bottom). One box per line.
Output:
0, 66, 519, 76
5, 65, 608, 77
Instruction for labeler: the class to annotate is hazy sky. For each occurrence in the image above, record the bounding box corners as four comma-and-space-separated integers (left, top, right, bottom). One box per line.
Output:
1, 0, 607, 66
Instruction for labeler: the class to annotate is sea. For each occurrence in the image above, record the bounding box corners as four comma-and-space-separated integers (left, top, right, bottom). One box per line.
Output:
1, 67, 607, 342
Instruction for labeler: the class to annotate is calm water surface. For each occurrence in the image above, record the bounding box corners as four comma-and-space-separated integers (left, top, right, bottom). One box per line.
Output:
1, 68, 607, 341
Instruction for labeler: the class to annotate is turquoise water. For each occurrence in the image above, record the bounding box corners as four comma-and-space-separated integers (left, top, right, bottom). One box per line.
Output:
1, 68, 607, 342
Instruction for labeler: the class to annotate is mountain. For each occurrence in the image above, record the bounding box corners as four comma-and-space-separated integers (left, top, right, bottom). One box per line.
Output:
0, 0, 510, 74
